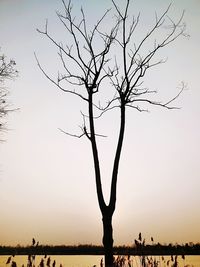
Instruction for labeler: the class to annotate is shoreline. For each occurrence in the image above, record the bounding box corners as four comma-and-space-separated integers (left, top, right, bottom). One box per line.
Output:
0, 244, 200, 256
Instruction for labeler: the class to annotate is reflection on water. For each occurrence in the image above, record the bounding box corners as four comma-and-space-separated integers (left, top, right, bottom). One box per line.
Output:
0, 255, 200, 267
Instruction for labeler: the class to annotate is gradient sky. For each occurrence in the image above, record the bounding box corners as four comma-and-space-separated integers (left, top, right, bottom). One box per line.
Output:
0, 0, 200, 246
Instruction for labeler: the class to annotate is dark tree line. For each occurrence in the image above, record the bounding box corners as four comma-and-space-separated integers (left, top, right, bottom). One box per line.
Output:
1, 242, 200, 256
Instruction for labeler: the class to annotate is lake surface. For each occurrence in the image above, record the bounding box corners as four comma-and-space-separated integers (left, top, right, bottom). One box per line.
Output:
0, 255, 200, 267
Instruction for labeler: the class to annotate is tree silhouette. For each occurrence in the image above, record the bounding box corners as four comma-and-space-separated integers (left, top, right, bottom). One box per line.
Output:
0, 50, 18, 138
36, 0, 187, 266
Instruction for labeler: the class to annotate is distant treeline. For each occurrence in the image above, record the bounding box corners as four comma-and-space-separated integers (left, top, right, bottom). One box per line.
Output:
0, 243, 200, 256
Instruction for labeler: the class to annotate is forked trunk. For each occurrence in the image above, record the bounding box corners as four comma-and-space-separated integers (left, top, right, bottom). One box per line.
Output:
88, 92, 125, 267
102, 212, 114, 267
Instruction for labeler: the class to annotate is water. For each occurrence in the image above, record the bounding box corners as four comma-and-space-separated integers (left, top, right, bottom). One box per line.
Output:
0, 255, 199, 267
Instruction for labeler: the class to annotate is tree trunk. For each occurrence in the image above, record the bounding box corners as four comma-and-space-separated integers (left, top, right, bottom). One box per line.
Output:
102, 210, 114, 267
88, 92, 125, 267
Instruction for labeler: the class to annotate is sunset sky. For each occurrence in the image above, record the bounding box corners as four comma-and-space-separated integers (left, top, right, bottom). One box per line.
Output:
0, 0, 200, 246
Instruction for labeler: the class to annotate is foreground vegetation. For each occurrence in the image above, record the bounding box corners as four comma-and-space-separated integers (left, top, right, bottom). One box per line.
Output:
1, 236, 199, 267
1, 254, 192, 267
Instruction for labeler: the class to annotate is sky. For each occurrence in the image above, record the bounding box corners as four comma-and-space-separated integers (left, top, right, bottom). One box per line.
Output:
0, 0, 200, 246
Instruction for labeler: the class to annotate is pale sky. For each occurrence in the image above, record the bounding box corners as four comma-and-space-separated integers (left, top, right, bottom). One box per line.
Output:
0, 0, 200, 246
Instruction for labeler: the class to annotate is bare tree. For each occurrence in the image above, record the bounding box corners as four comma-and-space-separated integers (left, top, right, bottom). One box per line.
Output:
36, 0, 187, 266
0, 51, 18, 138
